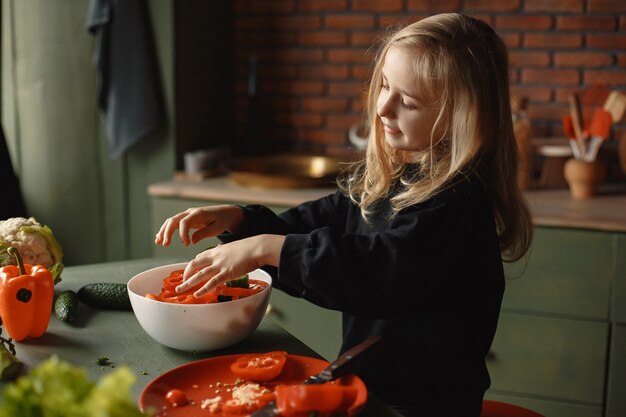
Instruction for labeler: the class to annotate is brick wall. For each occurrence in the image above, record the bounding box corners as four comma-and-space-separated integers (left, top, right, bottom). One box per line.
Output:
232, 0, 626, 157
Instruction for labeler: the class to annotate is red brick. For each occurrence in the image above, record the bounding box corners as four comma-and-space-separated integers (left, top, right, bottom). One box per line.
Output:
299, 64, 350, 80
618, 54, 626, 68
273, 16, 322, 30
587, 34, 626, 49
260, 97, 299, 111
261, 81, 325, 95
250, 0, 295, 14
553, 86, 611, 108
556, 16, 617, 31
509, 68, 520, 84
526, 104, 570, 120
495, 15, 553, 30
351, 31, 384, 47
351, 98, 366, 113
352, 65, 374, 81
328, 81, 368, 97
327, 114, 360, 130
299, 31, 349, 46
585, 71, 626, 86
326, 15, 376, 30
524, 33, 582, 48
273, 48, 325, 63
328, 48, 372, 64
464, 0, 521, 12
298, 0, 349, 12
498, 32, 521, 48
554, 52, 614, 67
245, 32, 297, 47
621, 16, 626, 31
510, 86, 553, 102
521, 69, 580, 85
509, 51, 551, 67
353, 0, 404, 13
524, 0, 583, 12
588, 0, 626, 12
300, 98, 351, 112
408, 0, 461, 11
277, 113, 324, 128
298, 129, 347, 145
379, 15, 424, 29
258, 65, 298, 79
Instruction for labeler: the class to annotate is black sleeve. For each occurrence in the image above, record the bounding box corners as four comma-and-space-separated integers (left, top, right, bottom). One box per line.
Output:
219, 191, 348, 241
278, 184, 501, 319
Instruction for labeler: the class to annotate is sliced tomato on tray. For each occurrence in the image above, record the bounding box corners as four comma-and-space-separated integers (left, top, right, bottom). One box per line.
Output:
230, 351, 288, 381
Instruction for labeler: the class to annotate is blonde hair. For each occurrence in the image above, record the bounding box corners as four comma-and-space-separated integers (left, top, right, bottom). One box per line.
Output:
340, 13, 533, 262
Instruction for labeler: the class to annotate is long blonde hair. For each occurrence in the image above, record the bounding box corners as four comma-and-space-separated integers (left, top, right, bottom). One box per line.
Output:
340, 13, 533, 262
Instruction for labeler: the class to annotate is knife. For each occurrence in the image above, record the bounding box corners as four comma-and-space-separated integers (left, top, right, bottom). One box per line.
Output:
251, 335, 383, 417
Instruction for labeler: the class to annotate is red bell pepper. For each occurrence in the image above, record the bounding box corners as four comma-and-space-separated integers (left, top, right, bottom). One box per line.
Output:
230, 351, 288, 381
275, 382, 358, 417
0, 247, 54, 341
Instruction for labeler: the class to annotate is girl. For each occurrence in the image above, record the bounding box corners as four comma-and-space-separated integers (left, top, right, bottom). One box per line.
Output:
155, 13, 533, 417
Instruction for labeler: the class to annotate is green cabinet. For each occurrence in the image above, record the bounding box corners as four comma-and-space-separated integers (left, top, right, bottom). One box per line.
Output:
486, 227, 623, 417
150, 194, 343, 360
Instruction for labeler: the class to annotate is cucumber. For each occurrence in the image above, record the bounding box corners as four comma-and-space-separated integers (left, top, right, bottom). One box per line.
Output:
77, 283, 132, 310
54, 290, 79, 323
219, 274, 250, 302
226, 274, 249, 288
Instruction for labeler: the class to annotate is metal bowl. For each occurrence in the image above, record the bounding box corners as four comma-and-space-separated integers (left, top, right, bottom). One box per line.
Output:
228, 154, 343, 188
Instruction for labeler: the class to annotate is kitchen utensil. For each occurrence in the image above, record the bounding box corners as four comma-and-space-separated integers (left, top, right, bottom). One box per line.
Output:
603, 91, 626, 123
568, 93, 586, 155
561, 115, 582, 160
127, 263, 272, 352
251, 335, 383, 417
585, 108, 612, 162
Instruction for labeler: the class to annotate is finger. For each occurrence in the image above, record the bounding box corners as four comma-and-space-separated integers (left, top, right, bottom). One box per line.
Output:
194, 272, 227, 297
182, 257, 203, 281
191, 225, 221, 244
163, 214, 186, 246
178, 214, 198, 247
176, 265, 213, 293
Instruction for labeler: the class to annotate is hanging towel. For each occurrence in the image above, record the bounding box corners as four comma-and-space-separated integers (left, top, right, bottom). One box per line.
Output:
86, 0, 164, 159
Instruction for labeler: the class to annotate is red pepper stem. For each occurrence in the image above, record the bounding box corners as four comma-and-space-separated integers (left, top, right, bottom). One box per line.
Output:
7, 247, 25, 275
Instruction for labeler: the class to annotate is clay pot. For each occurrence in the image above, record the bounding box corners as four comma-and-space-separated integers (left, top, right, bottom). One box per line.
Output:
563, 158, 607, 199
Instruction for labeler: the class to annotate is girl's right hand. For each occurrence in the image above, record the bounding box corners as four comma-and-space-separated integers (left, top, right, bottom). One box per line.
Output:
154, 205, 244, 247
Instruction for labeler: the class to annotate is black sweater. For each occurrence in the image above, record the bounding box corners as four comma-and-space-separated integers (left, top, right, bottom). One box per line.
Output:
221, 175, 504, 416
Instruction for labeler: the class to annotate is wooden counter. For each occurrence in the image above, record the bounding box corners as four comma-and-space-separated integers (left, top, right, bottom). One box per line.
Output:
148, 176, 336, 208
148, 176, 626, 232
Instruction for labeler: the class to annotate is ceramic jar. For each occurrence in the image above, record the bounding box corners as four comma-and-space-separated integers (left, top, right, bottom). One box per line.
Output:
563, 158, 607, 199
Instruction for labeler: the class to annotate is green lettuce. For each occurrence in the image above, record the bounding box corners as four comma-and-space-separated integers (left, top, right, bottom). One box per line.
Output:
0, 357, 151, 417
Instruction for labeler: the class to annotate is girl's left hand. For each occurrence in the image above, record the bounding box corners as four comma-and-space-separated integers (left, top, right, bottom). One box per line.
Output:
175, 234, 285, 297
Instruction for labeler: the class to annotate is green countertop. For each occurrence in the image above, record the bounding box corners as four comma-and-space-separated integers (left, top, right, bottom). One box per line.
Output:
2, 257, 400, 417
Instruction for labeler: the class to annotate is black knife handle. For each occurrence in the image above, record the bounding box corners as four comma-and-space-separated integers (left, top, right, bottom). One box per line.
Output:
305, 335, 383, 384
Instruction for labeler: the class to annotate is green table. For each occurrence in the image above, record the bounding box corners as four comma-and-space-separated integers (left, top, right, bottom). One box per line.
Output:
3, 258, 401, 416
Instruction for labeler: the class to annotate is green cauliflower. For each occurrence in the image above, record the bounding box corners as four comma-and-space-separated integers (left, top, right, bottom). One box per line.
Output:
0, 217, 63, 284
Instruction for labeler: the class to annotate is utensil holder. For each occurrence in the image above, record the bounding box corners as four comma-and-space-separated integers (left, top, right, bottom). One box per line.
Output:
563, 158, 607, 199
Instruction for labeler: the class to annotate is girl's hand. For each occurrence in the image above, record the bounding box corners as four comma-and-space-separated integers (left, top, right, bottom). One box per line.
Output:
176, 234, 285, 297
154, 205, 244, 247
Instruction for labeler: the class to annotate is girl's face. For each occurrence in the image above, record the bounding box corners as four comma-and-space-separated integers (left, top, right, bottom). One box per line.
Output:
376, 47, 439, 152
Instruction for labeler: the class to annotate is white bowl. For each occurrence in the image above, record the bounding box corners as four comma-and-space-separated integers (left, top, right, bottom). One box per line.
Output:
127, 262, 272, 352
